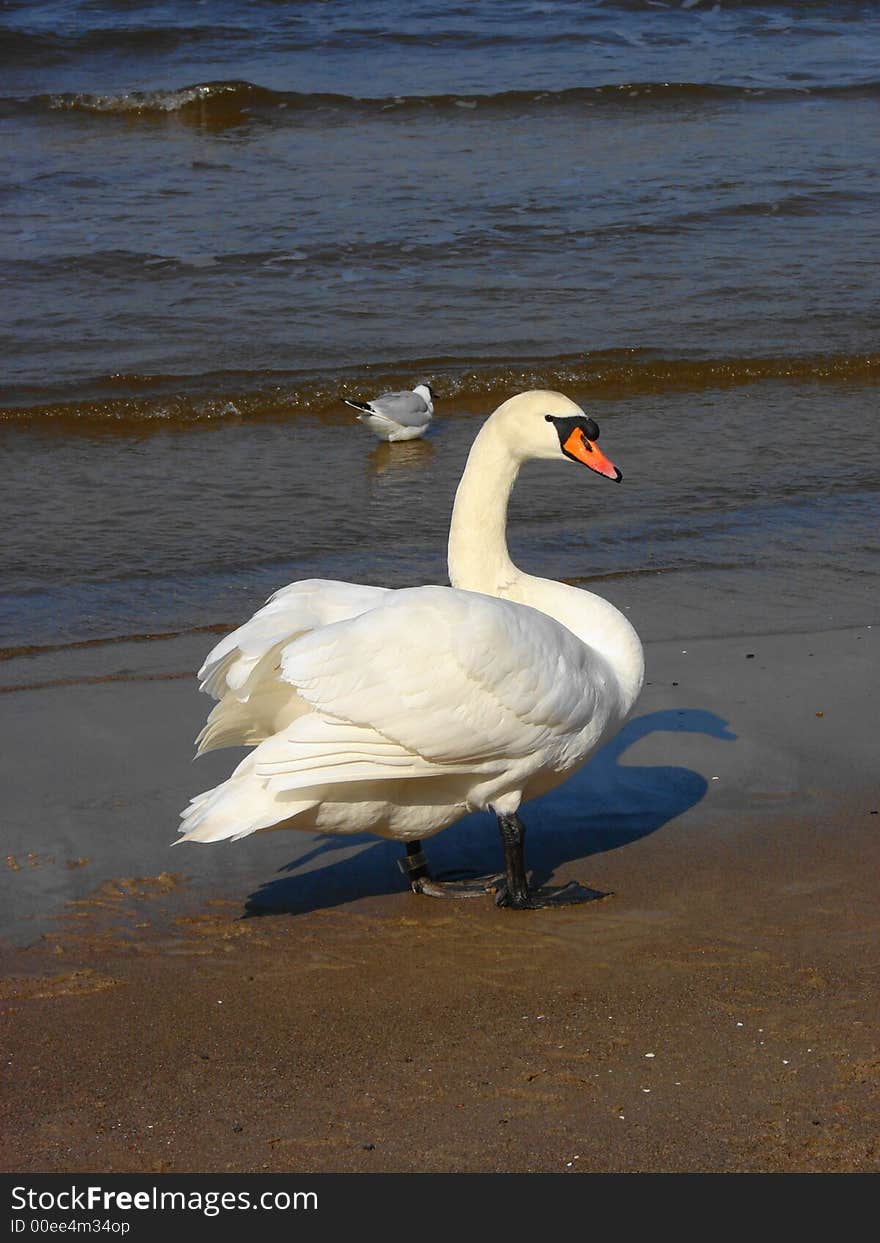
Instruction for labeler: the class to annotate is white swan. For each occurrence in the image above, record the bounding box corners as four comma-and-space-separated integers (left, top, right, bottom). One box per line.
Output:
344, 382, 434, 441
179, 390, 644, 909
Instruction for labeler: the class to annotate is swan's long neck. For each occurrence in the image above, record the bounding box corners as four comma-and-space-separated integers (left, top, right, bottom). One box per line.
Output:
447, 416, 645, 716
448, 418, 519, 594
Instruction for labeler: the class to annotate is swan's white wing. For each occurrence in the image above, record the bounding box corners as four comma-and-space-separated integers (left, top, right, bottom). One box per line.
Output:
182, 587, 615, 842
274, 585, 610, 780
195, 578, 390, 753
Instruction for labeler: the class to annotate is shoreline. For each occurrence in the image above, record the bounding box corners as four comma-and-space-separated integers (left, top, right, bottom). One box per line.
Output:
2, 621, 876, 939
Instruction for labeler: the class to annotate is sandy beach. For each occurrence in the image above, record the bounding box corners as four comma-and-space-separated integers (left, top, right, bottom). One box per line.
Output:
2, 623, 877, 1173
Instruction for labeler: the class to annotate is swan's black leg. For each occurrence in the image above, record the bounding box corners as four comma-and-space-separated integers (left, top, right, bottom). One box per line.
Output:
496, 813, 531, 908
400, 840, 502, 899
400, 841, 430, 885
494, 812, 612, 910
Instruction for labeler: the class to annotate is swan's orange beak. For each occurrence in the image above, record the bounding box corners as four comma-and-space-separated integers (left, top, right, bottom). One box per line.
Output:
562, 427, 623, 481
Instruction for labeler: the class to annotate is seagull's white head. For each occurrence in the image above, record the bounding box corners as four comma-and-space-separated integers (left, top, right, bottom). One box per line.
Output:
488, 389, 622, 480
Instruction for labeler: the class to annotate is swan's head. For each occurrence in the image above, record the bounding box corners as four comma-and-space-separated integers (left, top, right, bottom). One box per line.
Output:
490, 389, 621, 481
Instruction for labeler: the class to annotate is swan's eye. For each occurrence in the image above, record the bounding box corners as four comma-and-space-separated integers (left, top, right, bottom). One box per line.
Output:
545, 413, 600, 441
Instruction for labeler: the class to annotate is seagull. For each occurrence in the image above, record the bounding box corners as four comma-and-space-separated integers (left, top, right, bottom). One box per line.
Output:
344, 382, 435, 442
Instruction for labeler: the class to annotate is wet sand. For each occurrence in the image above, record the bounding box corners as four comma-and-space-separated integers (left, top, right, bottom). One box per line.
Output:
1, 624, 878, 1173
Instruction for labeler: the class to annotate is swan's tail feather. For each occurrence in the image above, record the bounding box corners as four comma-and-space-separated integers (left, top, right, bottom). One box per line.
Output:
180, 713, 487, 844
177, 759, 319, 844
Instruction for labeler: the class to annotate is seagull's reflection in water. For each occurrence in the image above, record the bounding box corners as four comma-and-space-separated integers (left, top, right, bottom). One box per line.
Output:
366, 438, 435, 482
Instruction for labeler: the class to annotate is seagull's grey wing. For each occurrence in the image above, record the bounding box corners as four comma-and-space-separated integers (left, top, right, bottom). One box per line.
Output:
369, 390, 431, 425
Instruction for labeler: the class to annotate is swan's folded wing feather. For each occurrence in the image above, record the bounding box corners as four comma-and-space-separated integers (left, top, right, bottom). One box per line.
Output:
195, 579, 390, 753
251, 715, 494, 791
280, 585, 606, 769
199, 579, 390, 699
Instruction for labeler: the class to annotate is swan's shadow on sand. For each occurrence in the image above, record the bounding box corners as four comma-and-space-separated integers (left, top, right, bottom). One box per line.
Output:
244, 708, 736, 918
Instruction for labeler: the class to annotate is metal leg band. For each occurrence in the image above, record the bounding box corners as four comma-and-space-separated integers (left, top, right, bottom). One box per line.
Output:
398, 849, 428, 877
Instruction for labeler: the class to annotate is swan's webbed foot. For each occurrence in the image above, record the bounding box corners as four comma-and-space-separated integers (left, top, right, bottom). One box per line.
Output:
494, 812, 610, 911
400, 828, 609, 909
494, 879, 610, 909
413, 873, 505, 899
399, 842, 501, 899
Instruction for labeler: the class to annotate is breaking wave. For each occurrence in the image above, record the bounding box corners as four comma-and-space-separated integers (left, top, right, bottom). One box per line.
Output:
3, 78, 880, 128
3, 351, 877, 432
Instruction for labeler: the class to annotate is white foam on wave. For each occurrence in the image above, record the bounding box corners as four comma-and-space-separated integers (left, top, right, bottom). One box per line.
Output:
47, 81, 260, 116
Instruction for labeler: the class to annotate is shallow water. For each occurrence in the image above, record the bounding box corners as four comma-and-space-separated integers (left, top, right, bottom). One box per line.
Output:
1, 0, 878, 652
3, 379, 877, 651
